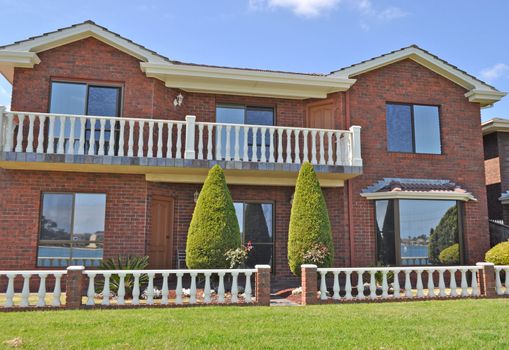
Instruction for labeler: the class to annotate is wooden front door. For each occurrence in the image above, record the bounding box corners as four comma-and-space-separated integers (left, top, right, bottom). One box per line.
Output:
306, 100, 335, 129
148, 196, 174, 269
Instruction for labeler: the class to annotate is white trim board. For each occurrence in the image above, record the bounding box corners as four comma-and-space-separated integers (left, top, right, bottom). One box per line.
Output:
360, 191, 476, 202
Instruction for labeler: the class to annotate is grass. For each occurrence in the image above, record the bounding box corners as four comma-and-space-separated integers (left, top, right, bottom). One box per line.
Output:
1, 299, 508, 349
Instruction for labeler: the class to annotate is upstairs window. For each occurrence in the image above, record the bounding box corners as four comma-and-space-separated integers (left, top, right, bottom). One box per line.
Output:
49, 81, 121, 154
386, 103, 441, 154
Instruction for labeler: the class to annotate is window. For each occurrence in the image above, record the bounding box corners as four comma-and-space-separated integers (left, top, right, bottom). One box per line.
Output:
386, 103, 441, 154
375, 199, 461, 266
37, 193, 106, 267
234, 202, 274, 268
49, 82, 121, 154
216, 105, 274, 160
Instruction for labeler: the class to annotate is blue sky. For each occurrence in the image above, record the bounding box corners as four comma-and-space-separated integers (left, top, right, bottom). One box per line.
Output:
0, 0, 508, 121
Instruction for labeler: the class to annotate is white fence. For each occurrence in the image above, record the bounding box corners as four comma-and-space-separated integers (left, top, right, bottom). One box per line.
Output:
0, 109, 362, 167
316, 266, 481, 301
495, 265, 509, 296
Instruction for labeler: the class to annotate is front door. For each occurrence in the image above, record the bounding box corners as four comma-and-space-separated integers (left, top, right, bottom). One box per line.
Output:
148, 196, 174, 269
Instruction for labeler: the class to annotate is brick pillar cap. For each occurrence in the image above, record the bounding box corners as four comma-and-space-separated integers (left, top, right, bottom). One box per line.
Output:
301, 264, 318, 268
476, 262, 495, 267
255, 265, 271, 270
67, 265, 85, 271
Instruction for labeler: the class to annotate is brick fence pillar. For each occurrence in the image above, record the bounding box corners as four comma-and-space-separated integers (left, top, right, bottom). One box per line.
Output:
66, 266, 85, 309
301, 264, 318, 305
255, 265, 271, 306
477, 262, 497, 297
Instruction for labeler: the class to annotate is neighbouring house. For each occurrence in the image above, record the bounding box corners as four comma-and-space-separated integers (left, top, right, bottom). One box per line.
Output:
0, 21, 505, 278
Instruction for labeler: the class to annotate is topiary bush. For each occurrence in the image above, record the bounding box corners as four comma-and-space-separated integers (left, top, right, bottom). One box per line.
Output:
288, 162, 333, 276
438, 243, 460, 265
485, 241, 509, 265
186, 165, 241, 269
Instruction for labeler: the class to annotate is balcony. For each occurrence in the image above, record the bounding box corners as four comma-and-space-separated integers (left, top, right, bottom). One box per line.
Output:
0, 108, 362, 187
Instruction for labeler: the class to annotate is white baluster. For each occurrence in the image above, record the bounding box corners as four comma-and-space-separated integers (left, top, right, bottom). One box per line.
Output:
98, 119, 106, 156
356, 270, 365, 300
327, 131, 333, 165
218, 272, 225, 303
471, 269, 479, 297
495, 268, 502, 295
137, 120, 145, 157
335, 132, 341, 165
225, 125, 232, 161
102, 273, 111, 305
52, 273, 62, 307
252, 127, 258, 162
404, 270, 412, 298
285, 129, 292, 163
176, 272, 183, 305
190, 272, 197, 304
167, 122, 174, 159
162, 272, 169, 305
27, 114, 35, 152
5, 274, 15, 307
294, 129, 300, 164
277, 128, 284, 163
416, 270, 424, 298
244, 271, 252, 303
393, 270, 400, 298
333, 271, 340, 300
37, 273, 47, 307
67, 116, 76, 154
36, 115, 46, 153
381, 271, 389, 298
311, 130, 317, 164
117, 273, 126, 305
427, 269, 436, 297
268, 128, 275, 163
460, 268, 469, 297
147, 121, 154, 158
15, 113, 25, 152
204, 272, 211, 304
319, 130, 325, 165
78, 118, 86, 155
320, 271, 328, 300
156, 122, 163, 158
243, 127, 249, 161
108, 118, 116, 156
206, 124, 213, 160
20, 273, 30, 307
233, 125, 240, 161
260, 127, 267, 162
369, 271, 377, 299
215, 125, 222, 160
197, 124, 204, 160
449, 268, 457, 297
146, 273, 155, 305
132, 273, 140, 305
86, 273, 96, 306
88, 118, 96, 155
127, 120, 134, 157
438, 269, 446, 297
231, 271, 239, 303
3, 113, 14, 152
505, 268, 509, 295
46, 115, 55, 153
345, 271, 352, 300
57, 115, 67, 154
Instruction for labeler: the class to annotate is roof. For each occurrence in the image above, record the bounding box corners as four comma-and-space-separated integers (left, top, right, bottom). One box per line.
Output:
361, 178, 476, 201
0, 21, 505, 104
482, 118, 509, 135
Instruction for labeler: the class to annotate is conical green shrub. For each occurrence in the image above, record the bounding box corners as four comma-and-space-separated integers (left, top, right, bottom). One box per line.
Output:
288, 162, 333, 275
186, 165, 241, 269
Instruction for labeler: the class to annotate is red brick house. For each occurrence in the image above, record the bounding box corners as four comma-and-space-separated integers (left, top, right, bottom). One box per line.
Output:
0, 21, 505, 278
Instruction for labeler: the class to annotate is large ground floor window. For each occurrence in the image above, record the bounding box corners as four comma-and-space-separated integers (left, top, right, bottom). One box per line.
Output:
234, 202, 274, 269
375, 199, 462, 266
37, 193, 106, 267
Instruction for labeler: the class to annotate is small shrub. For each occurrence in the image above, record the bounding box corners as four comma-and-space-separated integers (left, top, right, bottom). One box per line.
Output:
186, 165, 241, 269
303, 243, 329, 266
438, 243, 460, 265
485, 241, 509, 265
95, 256, 149, 296
225, 242, 253, 268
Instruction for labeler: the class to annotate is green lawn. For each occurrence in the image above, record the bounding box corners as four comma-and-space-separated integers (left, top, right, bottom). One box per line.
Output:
1, 299, 508, 349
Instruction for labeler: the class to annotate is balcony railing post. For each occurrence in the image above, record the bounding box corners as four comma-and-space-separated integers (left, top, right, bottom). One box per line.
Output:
184, 115, 196, 160
349, 125, 362, 167
0, 105, 5, 149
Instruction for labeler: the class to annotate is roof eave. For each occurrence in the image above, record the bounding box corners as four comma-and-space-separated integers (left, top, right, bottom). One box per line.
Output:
360, 191, 476, 201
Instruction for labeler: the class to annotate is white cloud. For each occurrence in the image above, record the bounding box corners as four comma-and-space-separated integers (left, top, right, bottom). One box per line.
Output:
249, 0, 340, 17
377, 7, 408, 21
348, 0, 407, 29
480, 63, 509, 82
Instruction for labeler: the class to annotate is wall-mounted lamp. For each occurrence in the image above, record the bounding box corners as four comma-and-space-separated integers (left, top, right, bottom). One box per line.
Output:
194, 190, 200, 203
173, 93, 184, 108
289, 193, 294, 205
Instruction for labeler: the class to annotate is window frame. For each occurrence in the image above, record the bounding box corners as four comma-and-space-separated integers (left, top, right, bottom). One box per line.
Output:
215, 104, 276, 126
374, 198, 464, 266
233, 200, 275, 273
36, 192, 107, 267
386, 102, 443, 155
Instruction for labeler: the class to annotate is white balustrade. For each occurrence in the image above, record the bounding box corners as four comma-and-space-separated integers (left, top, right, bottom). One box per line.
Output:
0, 270, 66, 308
495, 266, 509, 296
316, 265, 481, 302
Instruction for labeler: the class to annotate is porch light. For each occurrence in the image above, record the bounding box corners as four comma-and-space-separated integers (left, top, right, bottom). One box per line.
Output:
173, 93, 184, 107
194, 190, 200, 203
